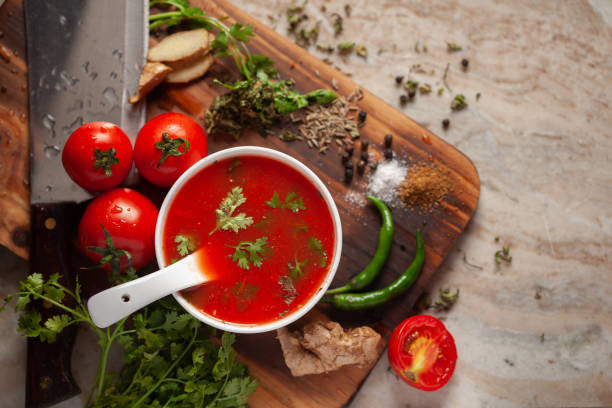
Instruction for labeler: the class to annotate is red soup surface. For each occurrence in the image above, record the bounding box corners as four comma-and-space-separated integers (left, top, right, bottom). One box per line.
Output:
163, 155, 335, 325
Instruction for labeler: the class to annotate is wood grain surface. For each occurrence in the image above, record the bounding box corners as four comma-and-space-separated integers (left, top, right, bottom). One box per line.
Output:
0, 0, 479, 407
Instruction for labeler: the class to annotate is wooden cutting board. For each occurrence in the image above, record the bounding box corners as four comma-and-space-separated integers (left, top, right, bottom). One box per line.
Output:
0, 0, 480, 407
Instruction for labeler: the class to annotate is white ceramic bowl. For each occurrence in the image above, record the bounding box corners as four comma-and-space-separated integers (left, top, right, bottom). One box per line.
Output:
155, 146, 342, 333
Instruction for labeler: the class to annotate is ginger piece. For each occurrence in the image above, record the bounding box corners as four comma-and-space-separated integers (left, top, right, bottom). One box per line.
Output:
129, 62, 172, 104
147, 28, 211, 63
165, 54, 214, 84
277, 321, 381, 376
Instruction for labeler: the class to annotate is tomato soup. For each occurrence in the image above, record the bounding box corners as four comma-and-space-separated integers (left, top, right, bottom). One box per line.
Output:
162, 155, 335, 325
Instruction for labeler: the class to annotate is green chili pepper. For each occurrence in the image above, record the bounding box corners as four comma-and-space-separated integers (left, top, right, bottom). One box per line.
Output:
326, 195, 394, 295
323, 229, 425, 310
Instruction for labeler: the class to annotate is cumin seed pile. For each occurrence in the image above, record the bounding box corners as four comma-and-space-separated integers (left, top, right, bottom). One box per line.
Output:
286, 88, 363, 154
398, 162, 451, 213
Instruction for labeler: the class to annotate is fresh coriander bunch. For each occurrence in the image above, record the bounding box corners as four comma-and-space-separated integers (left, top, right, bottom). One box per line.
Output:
1, 232, 257, 407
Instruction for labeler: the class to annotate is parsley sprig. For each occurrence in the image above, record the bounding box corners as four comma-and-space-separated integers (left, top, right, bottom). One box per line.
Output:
174, 234, 196, 256
230, 237, 268, 269
210, 186, 254, 236
266, 191, 306, 213
1, 233, 257, 407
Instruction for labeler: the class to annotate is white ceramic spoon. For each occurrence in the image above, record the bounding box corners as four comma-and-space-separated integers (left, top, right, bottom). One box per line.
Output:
87, 250, 210, 328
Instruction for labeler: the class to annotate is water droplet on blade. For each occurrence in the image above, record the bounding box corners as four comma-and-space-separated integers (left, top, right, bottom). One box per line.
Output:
60, 71, 78, 86
110, 72, 118, 80
45, 185, 52, 192
44, 145, 61, 158
63, 116, 83, 136
112, 49, 123, 60
89, 72, 98, 80
59, 15, 66, 25
103, 87, 118, 105
42, 114, 56, 138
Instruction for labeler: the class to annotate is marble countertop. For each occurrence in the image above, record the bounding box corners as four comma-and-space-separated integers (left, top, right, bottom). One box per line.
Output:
1, 0, 611, 407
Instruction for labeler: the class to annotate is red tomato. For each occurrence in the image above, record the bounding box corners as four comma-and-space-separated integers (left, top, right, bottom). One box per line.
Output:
78, 188, 158, 271
134, 112, 207, 187
62, 122, 133, 191
388, 315, 457, 391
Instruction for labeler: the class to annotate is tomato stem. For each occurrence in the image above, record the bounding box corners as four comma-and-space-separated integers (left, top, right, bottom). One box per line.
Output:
93, 147, 119, 177
155, 132, 190, 168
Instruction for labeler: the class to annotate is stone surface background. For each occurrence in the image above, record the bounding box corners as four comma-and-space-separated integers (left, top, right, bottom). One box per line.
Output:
1, 0, 611, 407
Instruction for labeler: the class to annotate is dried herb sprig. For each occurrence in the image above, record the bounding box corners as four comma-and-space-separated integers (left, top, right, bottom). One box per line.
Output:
451, 94, 468, 111
434, 288, 460, 311
446, 42, 462, 52
495, 246, 512, 264
206, 71, 337, 137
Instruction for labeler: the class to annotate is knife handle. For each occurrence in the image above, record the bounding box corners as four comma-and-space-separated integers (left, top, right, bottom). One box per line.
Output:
27, 203, 81, 408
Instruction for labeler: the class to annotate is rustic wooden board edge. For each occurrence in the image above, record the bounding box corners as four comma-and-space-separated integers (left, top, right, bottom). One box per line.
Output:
0, 0, 30, 260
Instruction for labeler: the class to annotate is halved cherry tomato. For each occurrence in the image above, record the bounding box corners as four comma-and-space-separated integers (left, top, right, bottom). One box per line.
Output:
134, 112, 207, 187
62, 122, 133, 191
78, 188, 158, 271
388, 315, 457, 391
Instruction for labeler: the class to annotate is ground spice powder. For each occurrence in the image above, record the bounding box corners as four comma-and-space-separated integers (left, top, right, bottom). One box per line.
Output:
398, 162, 451, 212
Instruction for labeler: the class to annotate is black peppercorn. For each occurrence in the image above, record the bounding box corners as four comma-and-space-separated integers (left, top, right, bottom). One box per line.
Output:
442, 118, 450, 128
358, 110, 367, 123
384, 149, 393, 160
461, 58, 469, 68
357, 160, 366, 174
341, 151, 351, 163
408, 88, 416, 98
345, 167, 354, 181
400, 94, 408, 105
395, 75, 404, 85
345, 145, 354, 155
360, 151, 369, 162
361, 139, 369, 151
384, 134, 392, 147
345, 160, 354, 169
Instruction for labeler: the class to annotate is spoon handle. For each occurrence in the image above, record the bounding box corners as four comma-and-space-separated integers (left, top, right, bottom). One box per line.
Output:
88, 253, 207, 328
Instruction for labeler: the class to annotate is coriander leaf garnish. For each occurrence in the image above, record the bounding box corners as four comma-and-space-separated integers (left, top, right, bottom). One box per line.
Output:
210, 186, 254, 236
288, 257, 307, 279
2, 228, 258, 406
174, 234, 195, 256
266, 191, 306, 213
309, 237, 328, 267
230, 237, 268, 269
265, 191, 282, 208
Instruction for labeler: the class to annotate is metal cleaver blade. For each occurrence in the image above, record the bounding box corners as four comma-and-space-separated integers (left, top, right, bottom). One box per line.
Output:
24, 1, 148, 406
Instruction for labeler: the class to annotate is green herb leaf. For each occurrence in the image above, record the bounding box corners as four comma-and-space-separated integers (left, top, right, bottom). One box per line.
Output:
309, 237, 328, 267
174, 234, 196, 256
210, 186, 254, 235
446, 42, 462, 51
288, 257, 307, 279
230, 237, 268, 269
265, 191, 282, 208
266, 191, 306, 213
337, 41, 355, 52
44, 314, 72, 333
451, 94, 468, 111
356, 44, 367, 58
